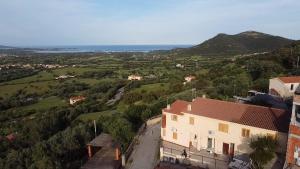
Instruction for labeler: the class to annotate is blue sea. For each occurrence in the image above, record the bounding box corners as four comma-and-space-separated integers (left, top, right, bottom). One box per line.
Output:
24, 45, 192, 53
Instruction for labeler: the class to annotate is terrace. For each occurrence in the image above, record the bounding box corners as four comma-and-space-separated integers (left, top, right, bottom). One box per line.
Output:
161, 141, 230, 169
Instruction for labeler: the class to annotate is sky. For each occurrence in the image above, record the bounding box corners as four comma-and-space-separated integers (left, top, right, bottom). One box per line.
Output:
0, 0, 299, 46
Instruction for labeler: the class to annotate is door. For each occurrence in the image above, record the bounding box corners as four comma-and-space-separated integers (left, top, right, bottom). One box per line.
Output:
207, 138, 213, 149
190, 134, 198, 148
223, 143, 229, 155
229, 143, 235, 156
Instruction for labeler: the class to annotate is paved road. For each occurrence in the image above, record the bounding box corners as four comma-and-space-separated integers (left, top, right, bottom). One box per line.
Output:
106, 87, 124, 105
127, 123, 161, 169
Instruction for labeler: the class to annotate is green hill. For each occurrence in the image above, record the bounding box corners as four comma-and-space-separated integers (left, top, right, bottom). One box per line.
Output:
176, 31, 294, 56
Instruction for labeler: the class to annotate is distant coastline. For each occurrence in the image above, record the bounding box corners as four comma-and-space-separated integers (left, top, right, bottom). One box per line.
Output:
18, 45, 193, 53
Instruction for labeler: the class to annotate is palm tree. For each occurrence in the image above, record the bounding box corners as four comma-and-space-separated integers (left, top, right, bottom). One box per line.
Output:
250, 136, 277, 169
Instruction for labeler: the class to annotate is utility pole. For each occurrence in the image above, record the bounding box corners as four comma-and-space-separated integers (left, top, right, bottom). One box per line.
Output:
93, 120, 97, 138
192, 88, 196, 99
297, 56, 299, 69
233, 82, 236, 96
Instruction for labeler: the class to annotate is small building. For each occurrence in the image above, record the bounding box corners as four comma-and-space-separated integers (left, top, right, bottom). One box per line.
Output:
70, 96, 86, 105
55, 75, 75, 80
269, 76, 300, 98
184, 75, 196, 83
176, 64, 184, 68
128, 75, 142, 81
161, 97, 290, 168
6, 133, 16, 142
0, 133, 16, 142
81, 133, 121, 169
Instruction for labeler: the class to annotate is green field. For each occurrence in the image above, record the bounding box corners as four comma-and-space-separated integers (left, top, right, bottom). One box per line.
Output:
0, 81, 57, 98
0, 66, 121, 98
133, 83, 169, 93
76, 110, 115, 122
10, 96, 67, 112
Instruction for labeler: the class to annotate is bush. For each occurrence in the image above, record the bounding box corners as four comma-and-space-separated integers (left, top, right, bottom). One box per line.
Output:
250, 136, 277, 169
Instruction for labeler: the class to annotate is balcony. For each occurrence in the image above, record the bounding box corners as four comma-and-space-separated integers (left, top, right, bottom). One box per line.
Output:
161, 140, 229, 169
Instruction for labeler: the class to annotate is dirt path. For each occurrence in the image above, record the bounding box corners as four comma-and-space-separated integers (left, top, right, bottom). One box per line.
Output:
126, 123, 161, 169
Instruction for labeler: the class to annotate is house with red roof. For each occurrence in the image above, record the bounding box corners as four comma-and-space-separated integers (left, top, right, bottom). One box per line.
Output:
70, 96, 86, 105
269, 76, 300, 98
160, 96, 291, 167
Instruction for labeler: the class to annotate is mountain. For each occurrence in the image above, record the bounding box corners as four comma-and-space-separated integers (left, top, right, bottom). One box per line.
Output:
176, 31, 295, 56
0, 45, 15, 49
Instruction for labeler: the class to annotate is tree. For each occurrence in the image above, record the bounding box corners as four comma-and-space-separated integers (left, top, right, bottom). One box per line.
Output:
250, 136, 277, 169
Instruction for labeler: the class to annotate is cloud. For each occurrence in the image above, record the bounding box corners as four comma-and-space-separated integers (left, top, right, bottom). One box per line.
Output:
0, 0, 299, 46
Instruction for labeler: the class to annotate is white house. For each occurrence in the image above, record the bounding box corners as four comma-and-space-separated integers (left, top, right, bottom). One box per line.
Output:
269, 76, 300, 98
55, 75, 75, 80
161, 97, 289, 165
128, 75, 142, 81
176, 64, 184, 68
184, 76, 196, 83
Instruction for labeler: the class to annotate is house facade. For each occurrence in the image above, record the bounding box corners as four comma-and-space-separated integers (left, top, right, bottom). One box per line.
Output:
161, 97, 290, 162
286, 95, 300, 167
269, 76, 300, 98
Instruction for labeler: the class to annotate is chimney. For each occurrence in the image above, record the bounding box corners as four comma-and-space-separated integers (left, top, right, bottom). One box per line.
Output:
187, 104, 192, 111
167, 104, 171, 110
202, 94, 206, 98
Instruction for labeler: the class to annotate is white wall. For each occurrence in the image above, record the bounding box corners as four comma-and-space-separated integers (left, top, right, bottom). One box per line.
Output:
269, 78, 299, 98
161, 111, 287, 155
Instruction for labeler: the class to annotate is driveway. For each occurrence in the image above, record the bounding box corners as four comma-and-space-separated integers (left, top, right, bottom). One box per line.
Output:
126, 122, 161, 169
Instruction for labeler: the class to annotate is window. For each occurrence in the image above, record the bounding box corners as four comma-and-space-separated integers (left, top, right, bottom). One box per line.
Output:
162, 128, 166, 136
241, 128, 250, 137
173, 132, 177, 140
171, 115, 177, 121
291, 84, 294, 90
218, 123, 229, 133
189, 117, 194, 125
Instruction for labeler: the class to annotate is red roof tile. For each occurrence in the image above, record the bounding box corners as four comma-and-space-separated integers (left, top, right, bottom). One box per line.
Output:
163, 100, 189, 115
6, 133, 16, 142
278, 76, 300, 83
70, 96, 86, 100
163, 97, 290, 132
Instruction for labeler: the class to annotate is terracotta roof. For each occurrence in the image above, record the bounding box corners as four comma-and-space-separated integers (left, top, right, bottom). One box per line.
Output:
70, 96, 86, 100
163, 97, 290, 132
6, 133, 16, 142
163, 100, 189, 115
278, 76, 300, 83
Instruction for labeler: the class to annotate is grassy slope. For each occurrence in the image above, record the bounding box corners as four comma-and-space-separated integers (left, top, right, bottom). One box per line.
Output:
11, 96, 67, 111
0, 67, 113, 98
76, 110, 115, 122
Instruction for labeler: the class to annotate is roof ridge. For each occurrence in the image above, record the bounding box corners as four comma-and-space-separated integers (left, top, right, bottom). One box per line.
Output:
194, 97, 285, 112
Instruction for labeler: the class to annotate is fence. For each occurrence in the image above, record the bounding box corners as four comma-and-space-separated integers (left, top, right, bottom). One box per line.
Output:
162, 146, 229, 169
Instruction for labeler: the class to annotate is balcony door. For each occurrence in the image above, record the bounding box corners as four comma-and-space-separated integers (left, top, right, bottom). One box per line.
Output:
207, 138, 213, 149
223, 143, 229, 155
